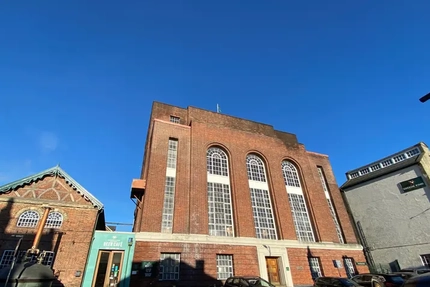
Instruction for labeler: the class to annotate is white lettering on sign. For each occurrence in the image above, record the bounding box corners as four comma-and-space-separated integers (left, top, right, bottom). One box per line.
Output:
103, 241, 123, 248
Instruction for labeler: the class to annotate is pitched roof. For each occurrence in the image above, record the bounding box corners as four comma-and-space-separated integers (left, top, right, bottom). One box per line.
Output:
0, 165, 104, 210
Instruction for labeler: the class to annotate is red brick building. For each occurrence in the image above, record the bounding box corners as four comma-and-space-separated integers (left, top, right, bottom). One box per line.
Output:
130, 102, 368, 287
0, 166, 106, 287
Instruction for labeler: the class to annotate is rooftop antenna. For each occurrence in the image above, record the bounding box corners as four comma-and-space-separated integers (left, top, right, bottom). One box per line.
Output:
216, 104, 221, 113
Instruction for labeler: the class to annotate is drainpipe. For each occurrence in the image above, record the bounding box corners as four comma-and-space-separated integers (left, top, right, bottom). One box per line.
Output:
28, 207, 52, 256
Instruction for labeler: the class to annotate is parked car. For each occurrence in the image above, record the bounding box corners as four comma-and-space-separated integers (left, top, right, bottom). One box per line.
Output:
390, 271, 417, 280
351, 273, 404, 287
399, 268, 430, 275
314, 276, 363, 287
224, 276, 275, 287
351, 274, 385, 287
402, 272, 430, 287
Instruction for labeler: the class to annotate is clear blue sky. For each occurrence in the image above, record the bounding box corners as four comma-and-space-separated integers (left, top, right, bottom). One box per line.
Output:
1, 1, 430, 231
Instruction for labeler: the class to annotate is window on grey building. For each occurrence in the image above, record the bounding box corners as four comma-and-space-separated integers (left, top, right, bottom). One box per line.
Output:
421, 254, 430, 268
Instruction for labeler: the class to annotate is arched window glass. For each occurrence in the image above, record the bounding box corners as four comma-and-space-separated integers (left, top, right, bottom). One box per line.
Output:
246, 154, 267, 182
17, 210, 40, 228
207, 147, 234, 237
207, 147, 229, 176
282, 160, 315, 242
45, 211, 63, 229
246, 154, 277, 240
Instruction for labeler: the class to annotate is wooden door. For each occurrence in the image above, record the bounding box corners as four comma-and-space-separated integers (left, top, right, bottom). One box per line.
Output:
92, 250, 124, 287
266, 257, 280, 284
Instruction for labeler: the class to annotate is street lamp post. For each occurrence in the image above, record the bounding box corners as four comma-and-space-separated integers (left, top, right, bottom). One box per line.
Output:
419, 92, 430, 103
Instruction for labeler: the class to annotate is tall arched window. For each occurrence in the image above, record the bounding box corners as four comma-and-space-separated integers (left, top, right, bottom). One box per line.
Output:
282, 161, 315, 242
207, 147, 234, 237
246, 154, 277, 240
17, 210, 40, 228
45, 211, 64, 229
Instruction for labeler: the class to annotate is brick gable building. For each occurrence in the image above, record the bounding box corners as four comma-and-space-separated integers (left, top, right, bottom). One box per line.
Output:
130, 102, 368, 287
0, 166, 105, 287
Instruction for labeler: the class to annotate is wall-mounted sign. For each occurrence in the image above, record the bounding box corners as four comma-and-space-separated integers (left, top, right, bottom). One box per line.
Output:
356, 262, 367, 266
333, 260, 343, 268
400, 176, 426, 192
102, 236, 124, 249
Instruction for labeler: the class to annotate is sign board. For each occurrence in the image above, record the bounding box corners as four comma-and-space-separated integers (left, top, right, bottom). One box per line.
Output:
102, 236, 124, 249
333, 260, 343, 268
356, 262, 367, 266
400, 176, 426, 193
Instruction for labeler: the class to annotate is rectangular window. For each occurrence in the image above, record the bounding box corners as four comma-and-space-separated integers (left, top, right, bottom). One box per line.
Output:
317, 167, 344, 244
160, 253, 180, 280
217, 254, 234, 280
167, 139, 178, 169
421, 254, 430, 268
161, 177, 176, 233
170, 116, 180, 123
208, 183, 234, 237
161, 138, 178, 233
250, 188, 277, 240
288, 193, 315, 242
309, 257, 323, 279
343, 257, 356, 278
0, 250, 55, 269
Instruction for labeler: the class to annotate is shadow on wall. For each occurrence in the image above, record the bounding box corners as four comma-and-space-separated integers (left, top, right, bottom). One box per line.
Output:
128, 258, 223, 287
0, 198, 64, 286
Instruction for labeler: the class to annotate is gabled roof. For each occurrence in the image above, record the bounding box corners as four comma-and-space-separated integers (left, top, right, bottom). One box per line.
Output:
0, 165, 104, 210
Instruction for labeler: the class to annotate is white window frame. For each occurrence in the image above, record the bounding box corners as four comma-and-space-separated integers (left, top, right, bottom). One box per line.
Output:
17, 210, 40, 228
45, 211, 63, 229
160, 253, 180, 280
282, 161, 315, 242
344, 257, 356, 278
0, 250, 55, 268
217, 254, 234, 280
161, 139, 178, 233
207, 147, 234, 237
317, 167, 344, 243
169, 115, 180, 124
421, 254, 430, 268
246, 154, 277, 240
309, 257, 323, 279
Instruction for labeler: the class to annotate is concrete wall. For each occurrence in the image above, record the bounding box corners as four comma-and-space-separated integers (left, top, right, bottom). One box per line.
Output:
343, 164, 430, 270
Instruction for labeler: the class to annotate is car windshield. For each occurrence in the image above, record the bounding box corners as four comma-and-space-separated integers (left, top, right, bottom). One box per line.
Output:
338, 278, 361, 286
246, 278, 274, 287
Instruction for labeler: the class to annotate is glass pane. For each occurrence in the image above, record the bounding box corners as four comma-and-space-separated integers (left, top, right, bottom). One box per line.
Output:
108, 252, 123, 285
94, 252, 110, 287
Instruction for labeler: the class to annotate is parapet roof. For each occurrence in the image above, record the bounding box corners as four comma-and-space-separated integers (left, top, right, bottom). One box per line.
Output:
341, 142, 427, 190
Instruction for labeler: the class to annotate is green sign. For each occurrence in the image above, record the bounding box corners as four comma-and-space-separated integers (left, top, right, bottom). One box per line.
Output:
400, 176, 426, 192
356, 262, 367, 266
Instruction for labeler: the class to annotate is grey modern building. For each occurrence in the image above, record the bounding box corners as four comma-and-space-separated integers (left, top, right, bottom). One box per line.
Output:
341, 142, 430, 272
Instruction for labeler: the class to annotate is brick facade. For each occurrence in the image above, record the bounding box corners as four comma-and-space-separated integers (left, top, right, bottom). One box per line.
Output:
131, 102, 368, 287
0, 168, 104, 287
